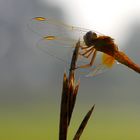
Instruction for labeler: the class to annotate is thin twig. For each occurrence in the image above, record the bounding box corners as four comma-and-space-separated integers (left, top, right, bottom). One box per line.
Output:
59, 73, 69, 140
68, 41, 80, 125
59, 41, 80, 140
59, 40, 95, 140
69, 40, 80, 79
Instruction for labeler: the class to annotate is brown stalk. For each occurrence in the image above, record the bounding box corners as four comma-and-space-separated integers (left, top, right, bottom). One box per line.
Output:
59, 73, 69, 140
59, 40, 95, 140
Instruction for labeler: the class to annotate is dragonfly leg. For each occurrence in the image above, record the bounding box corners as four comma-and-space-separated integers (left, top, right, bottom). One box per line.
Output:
76, 49, 97, 69
80, 45, 91, 50
86, 48, 95, 58
80, 47, 94, 57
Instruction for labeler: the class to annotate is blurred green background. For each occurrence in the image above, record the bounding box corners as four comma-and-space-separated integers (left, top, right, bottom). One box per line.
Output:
0, 0, 140, 140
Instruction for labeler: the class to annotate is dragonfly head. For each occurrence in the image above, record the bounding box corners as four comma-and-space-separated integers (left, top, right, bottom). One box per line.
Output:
83, 31, 97, 47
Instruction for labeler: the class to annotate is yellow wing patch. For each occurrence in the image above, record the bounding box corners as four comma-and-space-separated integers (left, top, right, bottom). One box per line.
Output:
102, 53, 115, 68
43, 36, 56, 40
33, 17, 46, 21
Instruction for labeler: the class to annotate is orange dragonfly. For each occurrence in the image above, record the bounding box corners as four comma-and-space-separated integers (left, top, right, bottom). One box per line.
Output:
29, 17, 140, 76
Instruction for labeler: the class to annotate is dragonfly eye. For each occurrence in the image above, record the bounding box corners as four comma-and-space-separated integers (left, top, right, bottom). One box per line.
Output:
92, 32, 97, 39
84, 31, 97, 47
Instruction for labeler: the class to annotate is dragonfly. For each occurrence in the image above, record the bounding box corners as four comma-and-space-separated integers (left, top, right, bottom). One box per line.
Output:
29, 17, 140, 76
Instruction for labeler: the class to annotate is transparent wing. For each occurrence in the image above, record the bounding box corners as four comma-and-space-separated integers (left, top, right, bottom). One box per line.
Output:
28, 17, 104, 47
28, 17, 85, 45
28, 17, 92, 64
28, 17, 116, 77
85, 52, 116, 77
29, 17, 103, 37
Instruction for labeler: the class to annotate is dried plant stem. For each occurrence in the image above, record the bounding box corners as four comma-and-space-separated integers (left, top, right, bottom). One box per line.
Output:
59, 41, 80, 140
59, 41, 95, 140
59, 73, 69, 140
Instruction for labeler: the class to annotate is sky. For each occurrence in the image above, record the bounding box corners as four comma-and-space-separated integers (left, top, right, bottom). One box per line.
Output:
0, 0, 140, 140
41, 0, 140, 44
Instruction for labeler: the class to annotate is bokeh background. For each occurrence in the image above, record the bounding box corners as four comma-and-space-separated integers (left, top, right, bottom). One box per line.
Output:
0, 0, 140, 140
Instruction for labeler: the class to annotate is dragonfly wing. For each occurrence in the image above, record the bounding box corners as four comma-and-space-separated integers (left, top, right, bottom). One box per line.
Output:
85, 52, 116, 77
28, 17, 86, 63
29, 17, 104, 43
29, 17, 112, 72
29, 17, 87, 43
86, 64, 107, 77
36, 36, 76, 64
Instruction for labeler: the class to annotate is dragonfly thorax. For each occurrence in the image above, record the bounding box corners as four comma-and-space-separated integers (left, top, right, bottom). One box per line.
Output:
83, 31, 97, 47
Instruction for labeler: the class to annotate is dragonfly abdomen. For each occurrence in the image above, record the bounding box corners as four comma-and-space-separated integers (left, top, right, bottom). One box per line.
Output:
114, 51, 140, 74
